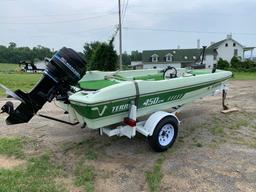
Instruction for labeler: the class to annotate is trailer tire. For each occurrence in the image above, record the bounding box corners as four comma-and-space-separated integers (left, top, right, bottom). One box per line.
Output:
148, 116, 178, 152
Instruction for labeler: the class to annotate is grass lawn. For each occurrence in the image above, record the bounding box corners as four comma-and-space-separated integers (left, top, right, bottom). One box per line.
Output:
0, 63, 42, 96
0, 73, 42, 96
145, 156, 165, 192
0, 63, 20, 73
0, 154, 65, 192
231, 71, 256, 80
0, 137, 96, 192
0, 137, 65, 192
0, 137, 24, 158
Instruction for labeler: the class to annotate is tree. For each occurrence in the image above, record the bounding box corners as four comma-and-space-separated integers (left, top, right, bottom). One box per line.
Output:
8, 42, 16, 49
122, 51, 131, 65
0, 42, 53, 64
130, 50, 142, 61
0, 45, 8, 63
83, 41, 101, 63
217, 58, 229, 69
84, 38, 118, 71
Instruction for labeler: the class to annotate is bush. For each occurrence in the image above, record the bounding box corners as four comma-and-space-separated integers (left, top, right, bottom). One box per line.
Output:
217, 58, 229, 69
230, 56, 256, 72
231, 56, 241, 68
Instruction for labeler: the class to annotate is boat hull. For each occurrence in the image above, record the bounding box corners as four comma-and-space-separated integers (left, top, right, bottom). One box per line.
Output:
68, 70, 232, 129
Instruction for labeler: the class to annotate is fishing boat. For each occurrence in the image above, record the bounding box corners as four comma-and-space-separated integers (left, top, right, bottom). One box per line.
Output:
70, 68, 231, 129
1, 47, 232, 152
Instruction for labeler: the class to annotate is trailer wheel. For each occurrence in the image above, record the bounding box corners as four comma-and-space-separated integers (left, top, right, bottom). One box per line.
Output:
148, 116, 178, 152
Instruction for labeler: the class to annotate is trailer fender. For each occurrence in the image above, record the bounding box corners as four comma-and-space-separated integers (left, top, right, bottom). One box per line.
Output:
144, 111, 180, 136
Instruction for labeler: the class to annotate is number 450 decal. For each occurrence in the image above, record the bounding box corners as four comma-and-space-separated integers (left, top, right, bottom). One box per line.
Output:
143, 97, 163, 107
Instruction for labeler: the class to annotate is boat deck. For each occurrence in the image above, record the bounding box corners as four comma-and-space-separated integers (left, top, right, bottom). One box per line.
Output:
79, 69, 212, 90
79, 74, 164, 90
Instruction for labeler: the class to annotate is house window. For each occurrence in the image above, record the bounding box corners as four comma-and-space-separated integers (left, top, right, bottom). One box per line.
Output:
151, 54, 159, 62
152, 57, 158, 62
234, 49, 238, 56
165, 53, 173, 62
166, 55, 172, 61
225, 43, 228, 47
233, 43, 236, 47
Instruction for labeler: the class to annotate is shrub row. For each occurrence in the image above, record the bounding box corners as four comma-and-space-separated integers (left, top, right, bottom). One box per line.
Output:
217, 57, 256, 72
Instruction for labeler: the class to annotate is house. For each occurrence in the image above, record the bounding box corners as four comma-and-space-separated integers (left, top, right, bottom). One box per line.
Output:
142, 48, 203, 69
141, 34, 254, 69
205, 34, 254, 68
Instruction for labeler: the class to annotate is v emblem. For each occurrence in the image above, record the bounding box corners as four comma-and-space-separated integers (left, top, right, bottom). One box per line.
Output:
91, 105, 107, 117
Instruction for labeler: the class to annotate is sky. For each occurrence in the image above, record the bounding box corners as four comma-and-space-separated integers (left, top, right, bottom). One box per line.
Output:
1, 0, 256, 54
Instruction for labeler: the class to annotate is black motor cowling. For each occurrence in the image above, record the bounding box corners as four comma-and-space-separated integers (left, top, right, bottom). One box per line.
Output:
2, 47, 86, 125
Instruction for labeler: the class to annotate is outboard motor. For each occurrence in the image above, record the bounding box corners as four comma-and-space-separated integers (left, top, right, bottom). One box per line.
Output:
1, 47, 86, 125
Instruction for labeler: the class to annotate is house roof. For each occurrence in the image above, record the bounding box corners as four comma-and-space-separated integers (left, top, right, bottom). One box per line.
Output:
151, 53, 159, 57
244, 47, 255, 51
206, 40, 226, 50
142, 48, 202, 63
206, 38, 245, 54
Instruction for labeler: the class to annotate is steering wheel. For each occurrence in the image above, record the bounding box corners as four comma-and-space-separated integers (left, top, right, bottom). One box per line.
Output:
163, 66, 177, 79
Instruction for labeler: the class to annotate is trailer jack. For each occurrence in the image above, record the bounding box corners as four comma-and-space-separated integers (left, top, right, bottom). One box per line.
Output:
221, 89, 239, 114
222, 89, 229, 110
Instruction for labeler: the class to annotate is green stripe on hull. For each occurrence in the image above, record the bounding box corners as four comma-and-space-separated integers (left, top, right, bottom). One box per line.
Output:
71, 79, 225, 119
72, 99, 134, 120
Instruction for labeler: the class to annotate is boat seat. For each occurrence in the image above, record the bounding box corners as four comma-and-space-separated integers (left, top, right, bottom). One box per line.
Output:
79, 79, 119, 90
133, 74, 163, 81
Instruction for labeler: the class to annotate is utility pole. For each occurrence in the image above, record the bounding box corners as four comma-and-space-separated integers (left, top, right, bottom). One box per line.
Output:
118, 0, 123, 70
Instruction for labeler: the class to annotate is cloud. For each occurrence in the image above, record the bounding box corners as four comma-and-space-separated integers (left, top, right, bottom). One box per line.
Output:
0, 0, 255, 53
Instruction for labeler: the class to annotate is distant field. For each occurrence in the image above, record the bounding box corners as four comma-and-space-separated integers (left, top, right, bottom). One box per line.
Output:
0, 63, 20, 73
0, 63, 42, 96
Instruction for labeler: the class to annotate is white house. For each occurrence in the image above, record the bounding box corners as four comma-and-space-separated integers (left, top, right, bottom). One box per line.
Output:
204, 34, 254, 68
141, 34, 254, 69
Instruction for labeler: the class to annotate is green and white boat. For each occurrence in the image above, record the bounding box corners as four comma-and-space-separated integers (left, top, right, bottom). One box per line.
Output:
1, 47, 232, 152
67, 68, 232, 129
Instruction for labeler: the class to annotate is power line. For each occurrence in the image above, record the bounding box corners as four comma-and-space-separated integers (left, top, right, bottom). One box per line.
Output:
0, 13, 117, 25
121, 0, 126, 16
125, 10, 247, 17
111, 0, 128, 40
1, 25, 115, 38
1, 11, 117, 19
123, 27, 256, 36
111, 25, 120, 40
122, 0, 129, 24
